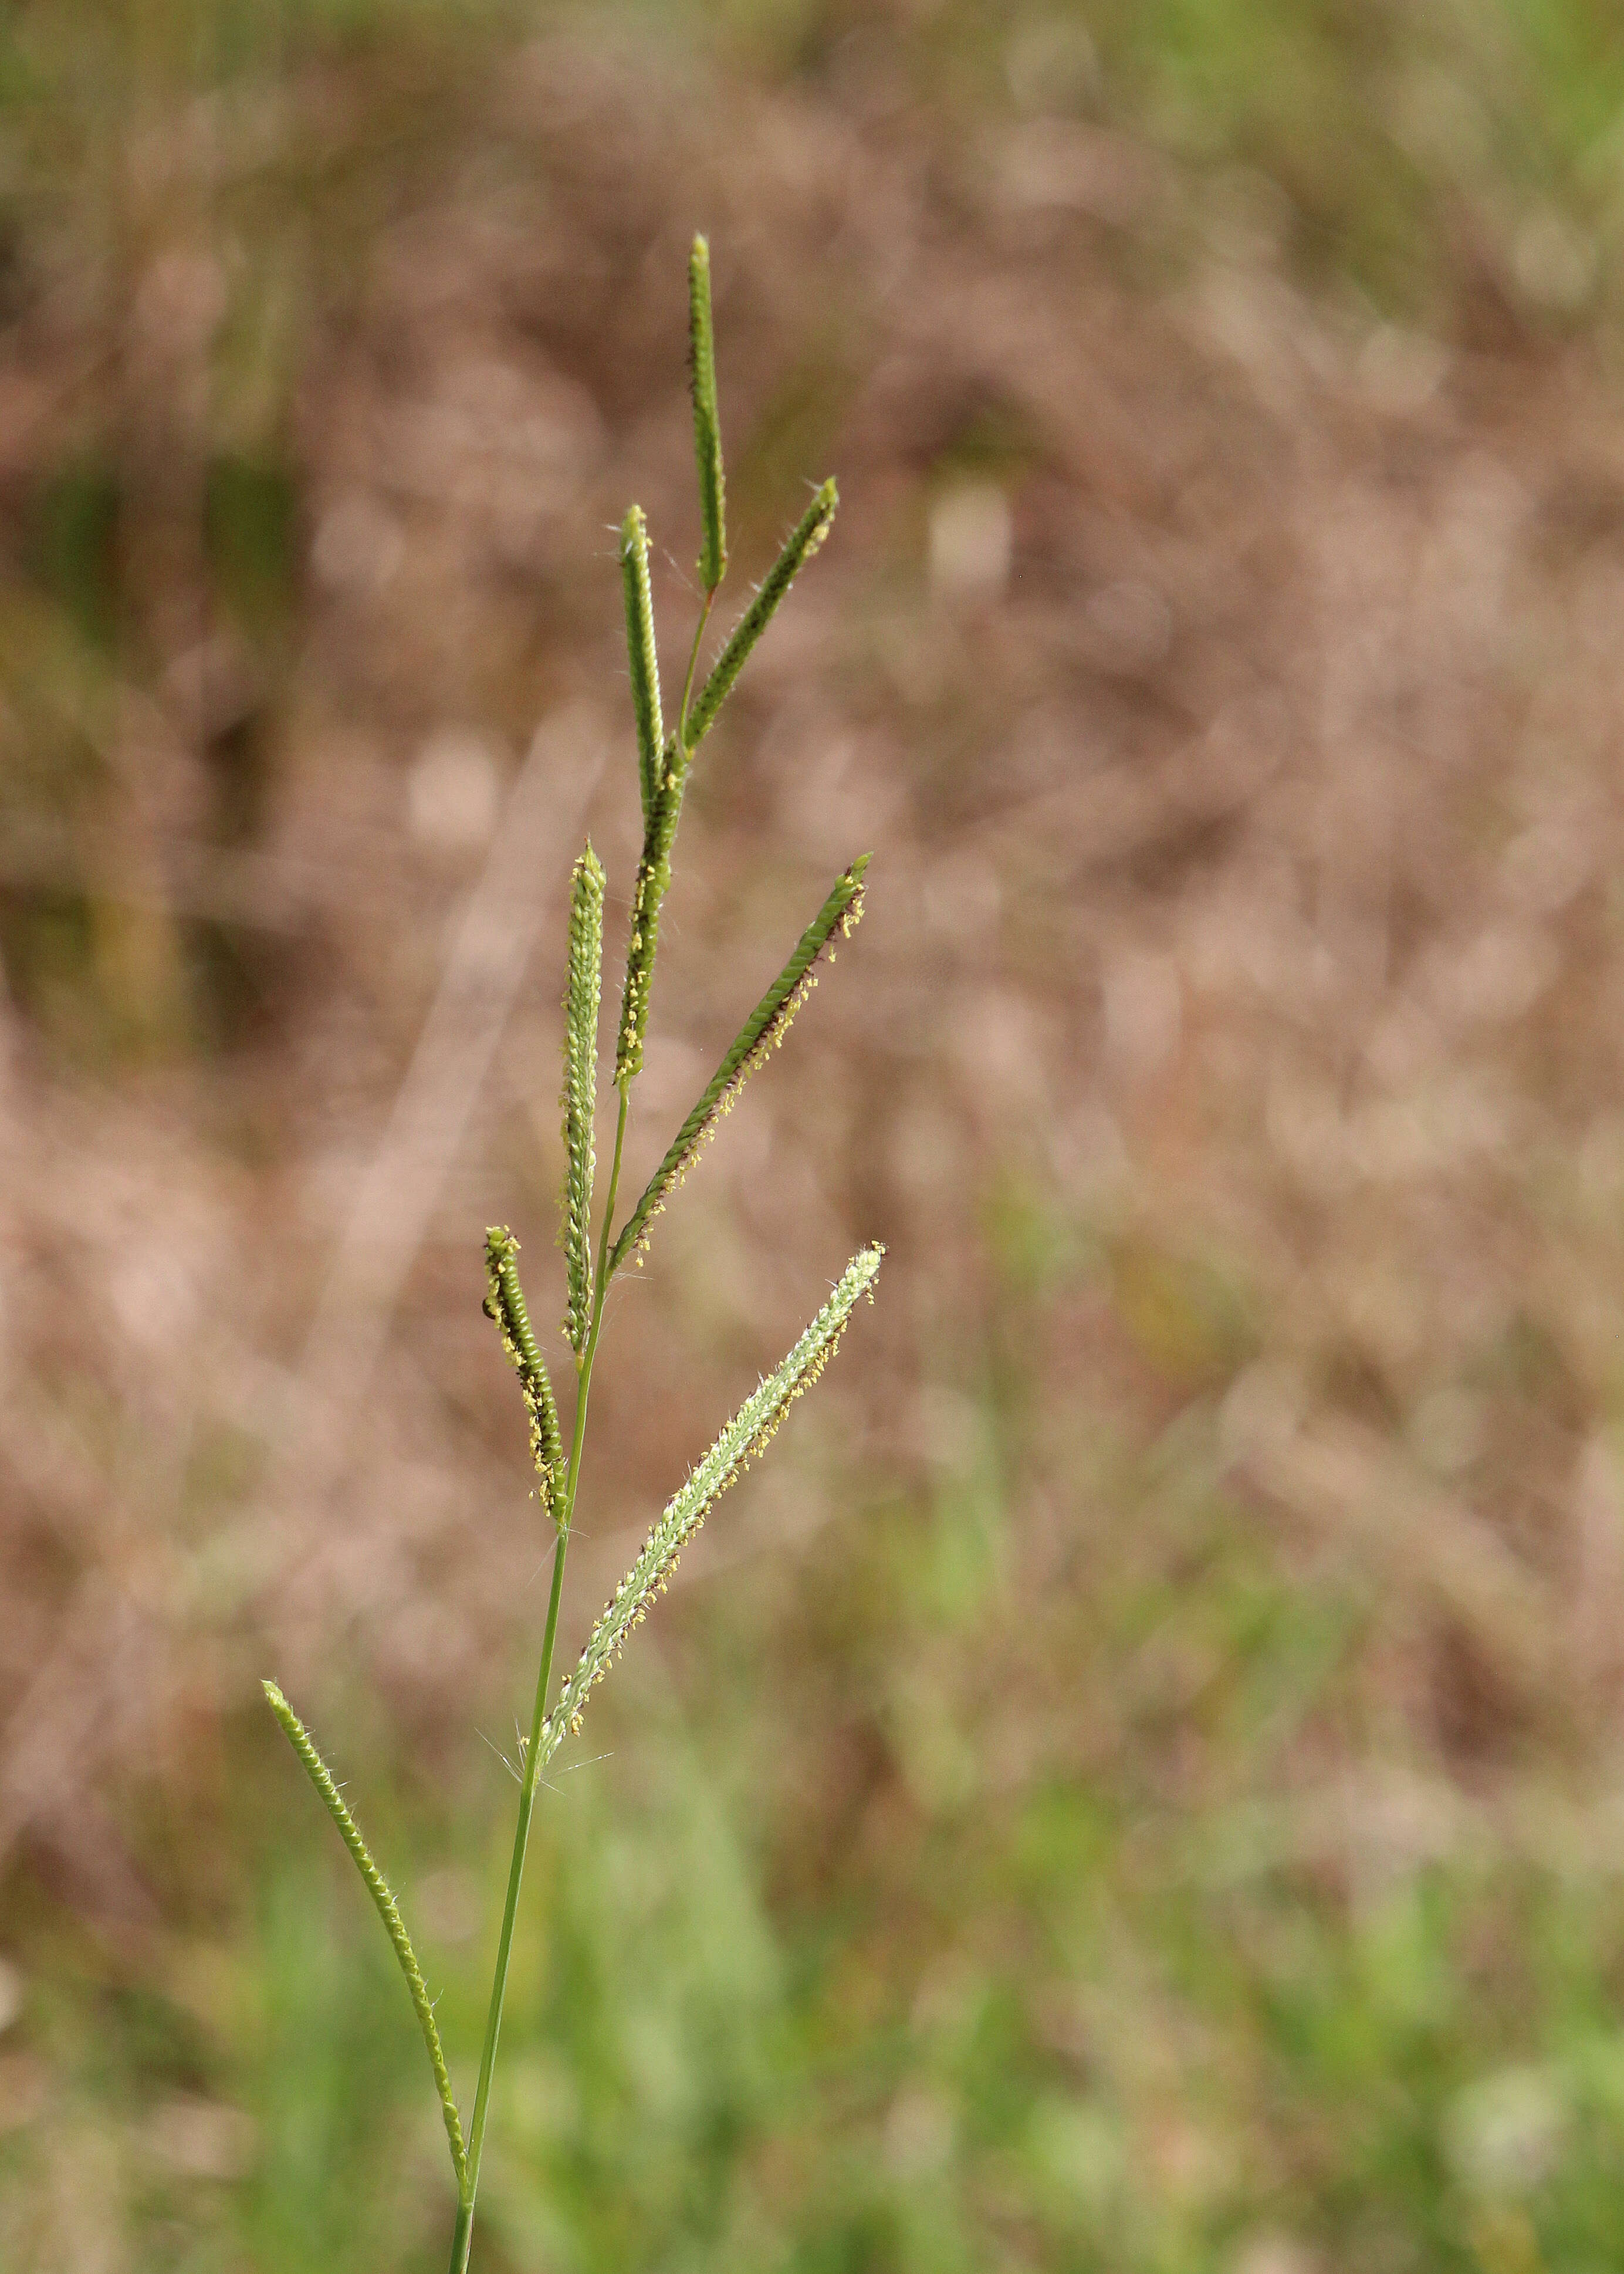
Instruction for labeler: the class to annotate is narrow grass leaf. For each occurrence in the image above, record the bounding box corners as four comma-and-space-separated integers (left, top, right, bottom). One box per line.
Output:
561, 843, 604, 1353
483, 1227, 566, 1525
262, 1681, 467, 2189
537, 1244, 883, 1767
689, 234, 727, 593
620, 505, 664, 826
611, 857, 869, 1273
685, 478, 836, 751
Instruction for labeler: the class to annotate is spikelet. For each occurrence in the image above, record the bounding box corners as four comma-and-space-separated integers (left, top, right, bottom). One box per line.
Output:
688, 235, 727, 593
612, 857, 869, 1272
483, 1228, 566, 1525
614, 742, 684, 1087
685, 478, 837, 752
262, 1681, 467, 2188
561, 844, 604, 1352
536, 1245, 883, 1769
620, 506, 664, 826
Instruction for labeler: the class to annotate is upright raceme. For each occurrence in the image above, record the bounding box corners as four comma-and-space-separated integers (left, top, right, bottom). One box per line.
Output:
615, 768, 681, 1089
561, 844, 604, 1355
689, 234, 727, 593
621, 505, 664, 827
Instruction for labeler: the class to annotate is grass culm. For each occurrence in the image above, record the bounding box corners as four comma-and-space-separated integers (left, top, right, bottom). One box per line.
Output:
261, 234, 882, 2273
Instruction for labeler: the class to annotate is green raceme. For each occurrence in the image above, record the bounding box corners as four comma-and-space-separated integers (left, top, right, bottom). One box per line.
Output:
689, 234, 727, 593
263, 1681, 467, 2188
614, 753, 683, 1087
685, 478, 836, 751
621, 505, 664, 825
539, 1245, 884, 1766
613, 857, 869, 1271
561, 844, 604, 1354
483, 1228, 566, 1525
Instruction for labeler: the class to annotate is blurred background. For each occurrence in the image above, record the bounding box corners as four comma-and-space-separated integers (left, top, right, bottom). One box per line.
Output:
8, 1, 1624, 2267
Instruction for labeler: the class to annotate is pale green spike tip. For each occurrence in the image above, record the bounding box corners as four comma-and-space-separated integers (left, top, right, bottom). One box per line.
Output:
689, 234, 726, 592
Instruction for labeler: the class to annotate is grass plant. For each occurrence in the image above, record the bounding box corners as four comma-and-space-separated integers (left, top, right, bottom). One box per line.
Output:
260, 235, 882, 2273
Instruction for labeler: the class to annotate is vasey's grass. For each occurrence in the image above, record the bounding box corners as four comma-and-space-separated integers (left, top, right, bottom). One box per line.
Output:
261, 236, 882, 2274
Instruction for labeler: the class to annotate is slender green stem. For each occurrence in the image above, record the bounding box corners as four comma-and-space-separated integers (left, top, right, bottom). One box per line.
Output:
676, 589, 716, 755
595, 1083, 631, 1299
449, 1084, 631, 2274
452, 1523, 567, 2269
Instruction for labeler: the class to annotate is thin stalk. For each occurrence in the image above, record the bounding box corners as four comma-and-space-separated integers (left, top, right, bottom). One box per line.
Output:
449, 1084, 631, 2274
451, 1524, 566, 2271
676, 590, 716, 755
595, 1083, 631, 1302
